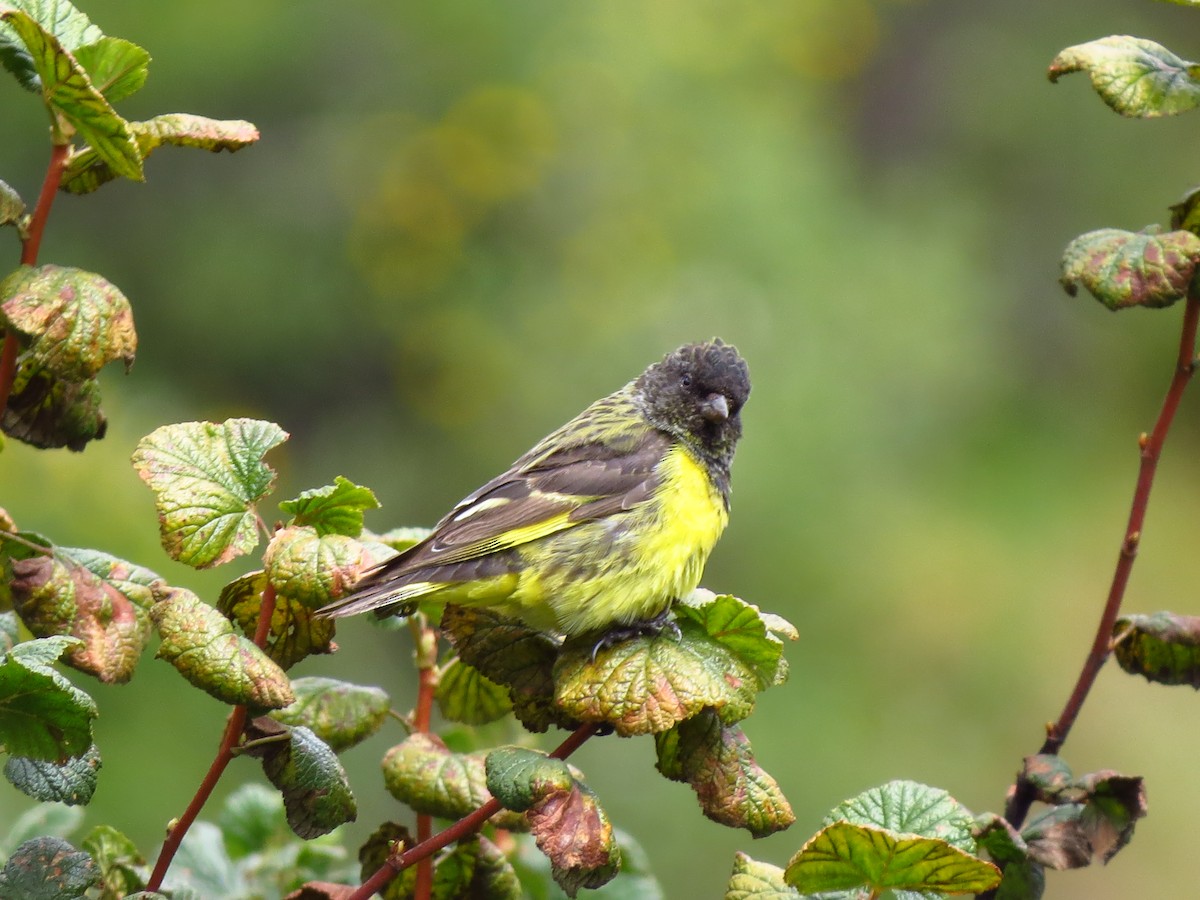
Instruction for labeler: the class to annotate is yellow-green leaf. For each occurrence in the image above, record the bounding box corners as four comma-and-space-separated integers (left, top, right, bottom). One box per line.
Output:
785, 821, 1001, 895
61, 113, 258, 195
150, 588, 293, 708
270, 676, 389, 753
0, 5, 141, 178
217, 569, 336, 670
131, 418, 288, 569
1049, 36, 1200, 118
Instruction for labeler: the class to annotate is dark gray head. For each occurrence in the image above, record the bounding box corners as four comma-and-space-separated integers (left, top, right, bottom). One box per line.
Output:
635, 339, 750, 471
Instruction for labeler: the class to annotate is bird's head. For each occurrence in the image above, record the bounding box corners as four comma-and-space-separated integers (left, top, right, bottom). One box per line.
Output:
636, 339, 751, 468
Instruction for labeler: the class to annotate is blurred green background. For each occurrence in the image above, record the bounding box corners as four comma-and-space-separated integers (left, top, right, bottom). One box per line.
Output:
4, 0, 1200, 896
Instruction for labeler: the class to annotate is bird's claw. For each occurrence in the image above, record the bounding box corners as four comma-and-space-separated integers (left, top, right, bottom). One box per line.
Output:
589, 607, 681, 661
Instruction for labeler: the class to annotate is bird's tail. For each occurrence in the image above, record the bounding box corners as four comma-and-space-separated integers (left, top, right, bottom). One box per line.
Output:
317, 579, 437, 619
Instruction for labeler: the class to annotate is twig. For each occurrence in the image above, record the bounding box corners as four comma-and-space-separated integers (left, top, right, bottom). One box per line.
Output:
346, 721, 601, 900
409, 617, 440, 900
144, 705, 248, 892
144, 583, 279, 891
1002, 290, 1200, 833
0, 142, 69, 418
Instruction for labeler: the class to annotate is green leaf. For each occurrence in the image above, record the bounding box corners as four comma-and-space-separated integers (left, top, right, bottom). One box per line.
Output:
725, 851, 798, 900
80, 824, 145, 898
216, 570, 335, 670
357, 822, 416, 899
1021, 772, 1147, 869
279, 476, 379, 537
436, 655, 513, 725
241, 717, 356, 839
0, 179, 26, 231
1, 265, 136, 382
486, 747, 619, 897
485, 746, 575, 812
675, 590, 793, 689
4, 743, 100, 804
974, 815, 1045, 900
0, 635, 95, 761
430, 837, 479, 898
381, 732, 525, 830
71, 36, 147, 103
555, 616, 761, 736
0, 6, 141, 179
0, 611, 17, 655
217, 782, 284, 859
1060, 227, 1200, 311
0, 0, 100, 90
149, 587, 294, 709
262, 525, 368, 609
1021, 805, 1091, 871
824, 780, 978, 851
131, 418, 288, 569
465, 835, 524, 899
1113, 611, 1200, 687
785, 821, 1001, 896
654, 710, 794, 838
1075, 771, 1147, 861
1170, 186, 1200, 235
422, 836, 525, 899
269, 675, 390, 753
1049, 36, 1200, 118
0, 804, 83, 859
441, 605, 565, 733
0, 836, 98, 899
163, 821, 243, 898
60, 114, 259, 195
1019, 754, 1076, 801
0, 369, 105, 451
8, 546, 159, 683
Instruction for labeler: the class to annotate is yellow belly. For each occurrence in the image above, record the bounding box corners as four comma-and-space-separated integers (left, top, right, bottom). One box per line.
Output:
499, 444, 729, 635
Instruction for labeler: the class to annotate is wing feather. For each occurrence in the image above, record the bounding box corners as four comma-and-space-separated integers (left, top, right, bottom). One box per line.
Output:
371, 428, 670, 576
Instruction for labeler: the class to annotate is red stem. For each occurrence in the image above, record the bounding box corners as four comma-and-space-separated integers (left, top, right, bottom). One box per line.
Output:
346, 722, 601, 900
145, 584, 279, 892
0, 142, 69, 417
412, 623, 438, 900
1003, 291, 1200, 830
22, 142, 69, 267
145, 705, 248, 892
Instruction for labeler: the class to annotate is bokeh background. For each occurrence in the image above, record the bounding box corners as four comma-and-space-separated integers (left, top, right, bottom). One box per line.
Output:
4, 0, 1200, 896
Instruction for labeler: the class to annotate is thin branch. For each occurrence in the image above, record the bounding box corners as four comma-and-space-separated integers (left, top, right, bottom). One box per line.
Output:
408, 616, 439, 900
1002, 290, 1200, 832
144, 705, 248, 893
145, 583, 279, 892
0, 142, 69, 418
346, 721, 601, 900
21, 142, 69, 267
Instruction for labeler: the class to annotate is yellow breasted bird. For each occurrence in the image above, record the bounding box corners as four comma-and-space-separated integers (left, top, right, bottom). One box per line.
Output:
319, 340, 750, 638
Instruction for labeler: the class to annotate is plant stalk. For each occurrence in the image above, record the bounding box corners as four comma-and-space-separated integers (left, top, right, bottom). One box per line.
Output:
144, 584, 279, 891
347, 721, 600, 900
0, 142, 69, 418
409, 617, 439, 900
1002, 290, 1200, 833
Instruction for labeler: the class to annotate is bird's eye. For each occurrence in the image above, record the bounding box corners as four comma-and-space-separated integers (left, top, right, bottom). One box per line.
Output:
680, 374, 693, 388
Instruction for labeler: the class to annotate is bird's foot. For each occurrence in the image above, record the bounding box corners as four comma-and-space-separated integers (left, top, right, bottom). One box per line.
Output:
590, 607, 681, 661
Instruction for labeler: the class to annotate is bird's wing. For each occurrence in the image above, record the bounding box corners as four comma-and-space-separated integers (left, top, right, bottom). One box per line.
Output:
381, 428, 671, 573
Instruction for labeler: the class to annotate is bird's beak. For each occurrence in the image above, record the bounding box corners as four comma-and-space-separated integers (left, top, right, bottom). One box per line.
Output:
700, 392, 730, 423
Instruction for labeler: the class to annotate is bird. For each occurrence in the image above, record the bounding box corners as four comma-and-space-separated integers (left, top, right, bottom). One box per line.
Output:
318, 339, 750, 639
